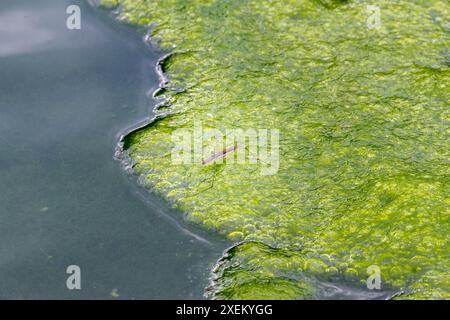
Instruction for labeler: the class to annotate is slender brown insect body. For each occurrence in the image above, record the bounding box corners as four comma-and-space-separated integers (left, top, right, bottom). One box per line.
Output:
202, 145, 237, 165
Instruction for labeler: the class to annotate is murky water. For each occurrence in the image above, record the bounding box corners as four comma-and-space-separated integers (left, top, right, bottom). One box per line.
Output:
0, 0, 226, 299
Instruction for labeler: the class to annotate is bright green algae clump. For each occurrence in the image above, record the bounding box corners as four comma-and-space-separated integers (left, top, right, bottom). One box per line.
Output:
108, 0, 450, 299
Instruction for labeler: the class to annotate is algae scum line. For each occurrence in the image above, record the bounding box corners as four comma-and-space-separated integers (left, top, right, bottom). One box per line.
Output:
0, 0, 226, 299
102, 0, 449, 300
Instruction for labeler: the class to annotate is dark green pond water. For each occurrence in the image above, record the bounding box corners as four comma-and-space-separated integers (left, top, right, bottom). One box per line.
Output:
0, 0, 226, 299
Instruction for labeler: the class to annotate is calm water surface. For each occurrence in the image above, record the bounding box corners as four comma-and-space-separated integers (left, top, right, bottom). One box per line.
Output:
0, 0, 226, 299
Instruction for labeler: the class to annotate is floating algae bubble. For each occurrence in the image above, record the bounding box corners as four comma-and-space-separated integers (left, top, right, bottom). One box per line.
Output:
104, 0, 450, 299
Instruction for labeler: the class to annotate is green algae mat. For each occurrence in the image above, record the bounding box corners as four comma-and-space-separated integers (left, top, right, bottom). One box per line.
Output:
103, 0, 450, 299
